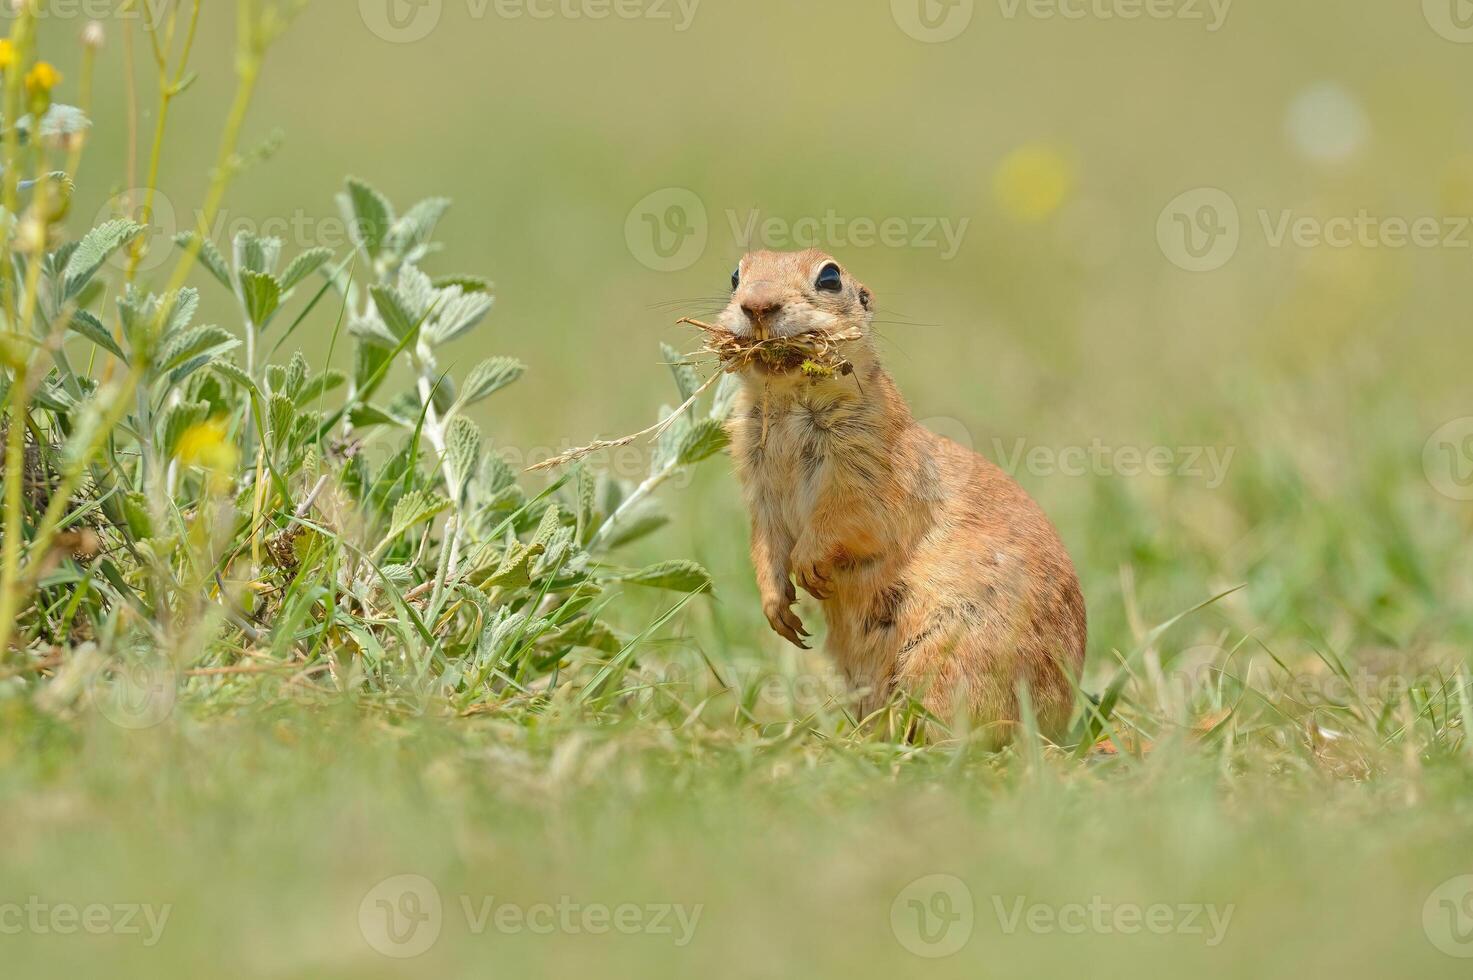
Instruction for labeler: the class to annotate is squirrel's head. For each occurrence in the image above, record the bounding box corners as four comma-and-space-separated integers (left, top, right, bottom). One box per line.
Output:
718, 249, 875, 344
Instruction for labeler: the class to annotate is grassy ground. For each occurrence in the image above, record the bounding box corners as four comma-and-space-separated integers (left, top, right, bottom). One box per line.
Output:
3, 2, 1473, 977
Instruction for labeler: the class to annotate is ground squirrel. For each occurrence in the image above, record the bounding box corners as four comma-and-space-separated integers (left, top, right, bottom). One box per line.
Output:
720, 249, 1087, 744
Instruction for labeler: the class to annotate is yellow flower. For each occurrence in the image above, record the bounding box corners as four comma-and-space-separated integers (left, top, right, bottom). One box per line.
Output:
176, 420, 240, 487
0, 41, 14, 72
25, 61, 62, 97
993, 144, 1076, 224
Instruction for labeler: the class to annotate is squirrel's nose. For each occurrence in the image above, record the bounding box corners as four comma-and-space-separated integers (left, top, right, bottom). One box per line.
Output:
741, 298, 783, 324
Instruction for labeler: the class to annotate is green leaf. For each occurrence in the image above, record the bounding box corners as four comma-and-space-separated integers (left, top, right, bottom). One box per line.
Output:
209, 360, 258, 395
234, 231, 282, 276
121, 492, 154, 539
68, 310, 126, 361
64, 219, 145, 299
157, 325, 238, 374
433, 275, 492, 293
651, 404, 690, 474
159, 400, 210, 458
445, 415, 482, 501
453, 356, 524, 410
395, 264, 436, 319
284, 352, 309, 399
567, 618, 627, 655
341, 178, 394, 257
31, 380, 73, 412
279, 247, 333, 291
710, 372, 740, 421
385, 197, 449, 257
422, 286, 494, 346
296, 369, 346, 406
190, 372, 231, 419
677, 418, 731, 465
174, 232, 232, 290
267, 392, 297, 450
348, 404, 401, 429
619, 560, 713, 594
663, 342, 700, 403
388, 489, 450, 540
481, 542, 543, 591
532, 504, 565, 550
479, 453, 518, 495
369, 284, 419, 341
575, 464, 597, 544
353, 341, 394, 390
348, 312, 398, 349
239, 270, 283, 328
162, 288, 201, 337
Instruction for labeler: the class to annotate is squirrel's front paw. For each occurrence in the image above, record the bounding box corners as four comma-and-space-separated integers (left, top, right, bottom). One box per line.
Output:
792, 553, 835, 601
763, 581, 810, 649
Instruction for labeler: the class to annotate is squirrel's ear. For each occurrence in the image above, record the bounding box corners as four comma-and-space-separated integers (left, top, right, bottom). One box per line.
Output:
858, 286, 874, 310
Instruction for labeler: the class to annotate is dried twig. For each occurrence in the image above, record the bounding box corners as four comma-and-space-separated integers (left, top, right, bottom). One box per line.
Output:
528, 316, 861, 473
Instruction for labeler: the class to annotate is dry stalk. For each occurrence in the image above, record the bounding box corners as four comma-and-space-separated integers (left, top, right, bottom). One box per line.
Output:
527, 317, 861, 473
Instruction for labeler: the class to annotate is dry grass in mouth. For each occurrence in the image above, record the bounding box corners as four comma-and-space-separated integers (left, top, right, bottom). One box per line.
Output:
679, 317, 862, 379
528, 317, 864, 472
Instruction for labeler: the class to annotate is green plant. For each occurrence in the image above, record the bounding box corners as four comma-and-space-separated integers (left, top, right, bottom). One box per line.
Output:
0, 4, 732, 719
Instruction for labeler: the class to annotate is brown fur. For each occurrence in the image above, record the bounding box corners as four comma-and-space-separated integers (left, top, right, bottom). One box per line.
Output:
721, 249, 1087, 745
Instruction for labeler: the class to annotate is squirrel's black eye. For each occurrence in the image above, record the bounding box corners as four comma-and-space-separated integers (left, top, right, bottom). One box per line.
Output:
731, 268, 740, 291
815, 263, 843, 293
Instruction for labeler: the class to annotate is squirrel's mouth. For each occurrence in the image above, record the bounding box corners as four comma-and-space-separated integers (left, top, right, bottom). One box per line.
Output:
680, 318, 862, 379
